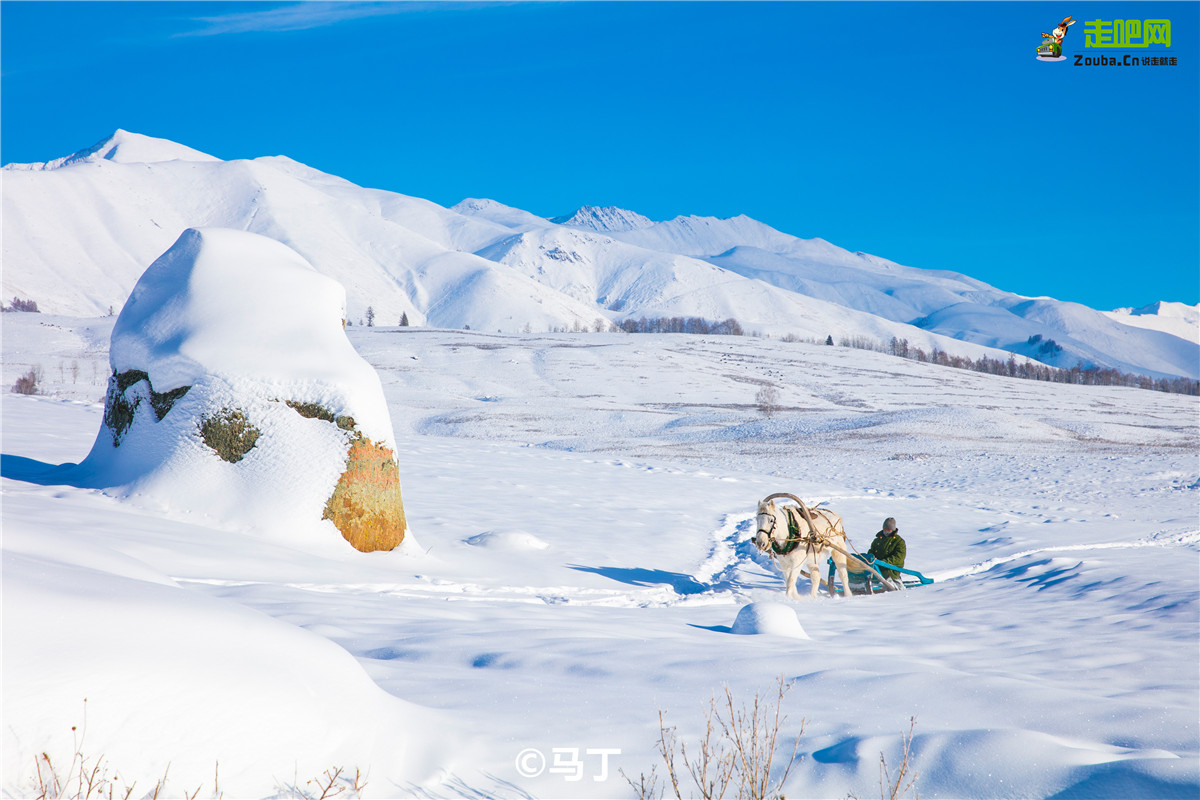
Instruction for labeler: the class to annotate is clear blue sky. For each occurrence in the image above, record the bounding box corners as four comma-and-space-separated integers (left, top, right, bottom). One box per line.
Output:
2, 1, 1197, 310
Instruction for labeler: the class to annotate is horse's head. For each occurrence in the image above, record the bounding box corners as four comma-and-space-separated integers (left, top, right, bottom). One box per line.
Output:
753, 499, 779, 552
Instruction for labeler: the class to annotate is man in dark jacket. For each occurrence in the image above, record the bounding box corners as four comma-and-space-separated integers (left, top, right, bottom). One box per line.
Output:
868, 517, 906, 582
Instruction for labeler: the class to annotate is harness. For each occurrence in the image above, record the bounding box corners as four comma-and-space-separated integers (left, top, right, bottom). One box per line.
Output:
757, 502, 838, 557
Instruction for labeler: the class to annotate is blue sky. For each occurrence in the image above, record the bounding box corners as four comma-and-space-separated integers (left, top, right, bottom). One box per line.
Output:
2, 1, 1196, 310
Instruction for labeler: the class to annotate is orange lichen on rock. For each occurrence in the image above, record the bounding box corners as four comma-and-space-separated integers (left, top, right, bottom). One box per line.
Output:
323, 435, 407, 552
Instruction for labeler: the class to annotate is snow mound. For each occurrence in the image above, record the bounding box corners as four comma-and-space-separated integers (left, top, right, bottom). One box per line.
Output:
730, 602, 810, 638
2, 525, 448, 797
78, 228, 406, 549
465, 529, 550, 551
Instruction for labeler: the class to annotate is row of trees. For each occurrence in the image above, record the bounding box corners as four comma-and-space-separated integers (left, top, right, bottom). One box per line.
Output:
542, 316, 748, 335
619, 316, 745, 336
835, 334, 1199, 395
3, 297, 39, 312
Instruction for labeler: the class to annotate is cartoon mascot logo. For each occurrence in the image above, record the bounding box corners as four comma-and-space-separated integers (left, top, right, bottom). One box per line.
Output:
1036, 16, 1074, 60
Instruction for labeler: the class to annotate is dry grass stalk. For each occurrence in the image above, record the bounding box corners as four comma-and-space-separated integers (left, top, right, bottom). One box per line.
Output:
879, 717, 919, 800
22, 701, 360, 800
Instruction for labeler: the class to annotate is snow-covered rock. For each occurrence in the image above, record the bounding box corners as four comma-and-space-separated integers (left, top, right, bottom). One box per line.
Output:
79, 227, 408, 551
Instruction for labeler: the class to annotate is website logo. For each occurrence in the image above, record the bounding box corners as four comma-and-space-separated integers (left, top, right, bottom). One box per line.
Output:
1036, 15, 1075, 61
1076, 17, 1176, 66
1085, 19, 1171, 48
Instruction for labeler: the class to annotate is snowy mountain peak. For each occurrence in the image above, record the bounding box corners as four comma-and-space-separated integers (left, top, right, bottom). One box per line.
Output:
550, 205, 655, 233
453, 198, 514, 215
4, 129, 220, 171
1120, 300, 1200, 320
452, 197, 554, 230
1104, 301, 1200, 345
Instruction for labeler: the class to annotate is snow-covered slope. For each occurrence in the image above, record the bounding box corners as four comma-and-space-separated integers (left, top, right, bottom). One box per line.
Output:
468, 210, 1028, 359
4, 131, 1196, 379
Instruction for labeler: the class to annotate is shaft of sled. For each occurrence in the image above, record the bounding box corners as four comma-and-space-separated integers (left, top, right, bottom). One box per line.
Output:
826, 540, 900, 592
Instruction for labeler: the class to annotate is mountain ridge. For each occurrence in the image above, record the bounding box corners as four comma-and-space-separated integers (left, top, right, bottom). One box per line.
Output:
3, 131, 1196, 380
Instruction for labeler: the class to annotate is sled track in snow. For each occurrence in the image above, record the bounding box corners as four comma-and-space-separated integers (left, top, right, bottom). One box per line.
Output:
931, 527, 1200, 582
177, 527, 1198, 607
178, 575, 736, 609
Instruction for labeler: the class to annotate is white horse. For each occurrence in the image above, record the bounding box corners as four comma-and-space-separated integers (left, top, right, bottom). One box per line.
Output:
753, 494, 853, 599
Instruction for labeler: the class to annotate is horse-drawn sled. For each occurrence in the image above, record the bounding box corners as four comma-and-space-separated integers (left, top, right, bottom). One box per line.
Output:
753, 493, 934, 598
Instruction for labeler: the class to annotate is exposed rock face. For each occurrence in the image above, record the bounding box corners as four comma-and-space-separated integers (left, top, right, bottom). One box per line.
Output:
103, 370, 192, 445
199, 409, 261, 464
82, 227, 407, 551
324, 435, 408, 552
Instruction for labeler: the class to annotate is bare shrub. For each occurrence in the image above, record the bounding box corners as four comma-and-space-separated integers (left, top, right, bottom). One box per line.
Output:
12, 366, 42, 395
625, 677, 802, 800
755, 385, 780, 418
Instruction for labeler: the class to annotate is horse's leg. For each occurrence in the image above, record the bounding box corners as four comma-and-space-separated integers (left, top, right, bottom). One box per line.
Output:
783, 559, 800, 599
833, 551, 851, 598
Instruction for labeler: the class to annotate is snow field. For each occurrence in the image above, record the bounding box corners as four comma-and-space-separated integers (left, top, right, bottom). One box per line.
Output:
3, 318, 1197, 798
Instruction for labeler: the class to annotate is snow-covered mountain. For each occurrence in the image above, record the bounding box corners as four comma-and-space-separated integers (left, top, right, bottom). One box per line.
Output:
1104, 301, 1200, 346
3, 130, 1196, 379
550, 207, 1200, 380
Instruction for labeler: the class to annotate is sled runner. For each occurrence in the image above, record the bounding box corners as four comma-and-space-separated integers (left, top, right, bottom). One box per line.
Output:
829, 552, 934, 595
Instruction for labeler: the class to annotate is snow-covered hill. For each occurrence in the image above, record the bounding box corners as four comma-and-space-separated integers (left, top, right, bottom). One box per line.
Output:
3, 131, 1196, 379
